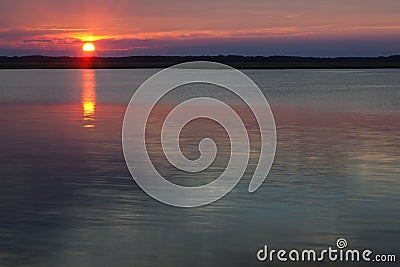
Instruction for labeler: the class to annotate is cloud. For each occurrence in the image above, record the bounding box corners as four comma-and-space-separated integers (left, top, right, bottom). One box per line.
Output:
0, 0, 400, 56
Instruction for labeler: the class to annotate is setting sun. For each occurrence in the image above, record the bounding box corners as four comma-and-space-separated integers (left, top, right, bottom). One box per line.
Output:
82, 42, 96, 52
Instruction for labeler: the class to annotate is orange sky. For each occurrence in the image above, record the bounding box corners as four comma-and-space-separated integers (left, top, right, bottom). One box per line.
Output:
1, 0, 400, 56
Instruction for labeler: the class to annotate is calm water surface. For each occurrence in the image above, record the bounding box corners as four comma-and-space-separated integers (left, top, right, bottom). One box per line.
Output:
0, 69, 399, 266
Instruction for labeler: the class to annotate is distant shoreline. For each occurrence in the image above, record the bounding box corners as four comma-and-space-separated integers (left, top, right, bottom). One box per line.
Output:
1, 55, 400, 69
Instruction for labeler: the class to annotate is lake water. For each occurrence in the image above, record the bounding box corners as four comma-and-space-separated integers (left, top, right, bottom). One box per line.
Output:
0, 69, 399, 266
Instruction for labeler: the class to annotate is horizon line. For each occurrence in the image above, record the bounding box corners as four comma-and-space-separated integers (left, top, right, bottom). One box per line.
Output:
1, 54, 400, 59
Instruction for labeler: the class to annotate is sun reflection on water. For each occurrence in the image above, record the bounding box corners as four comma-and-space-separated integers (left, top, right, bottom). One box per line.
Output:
82, 69, 96, 128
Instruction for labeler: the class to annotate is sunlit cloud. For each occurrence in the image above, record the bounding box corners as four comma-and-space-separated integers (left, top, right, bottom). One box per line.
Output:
0, 0, 399, 56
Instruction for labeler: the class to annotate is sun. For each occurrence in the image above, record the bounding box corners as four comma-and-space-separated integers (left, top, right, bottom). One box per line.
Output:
82, 42, 96, 52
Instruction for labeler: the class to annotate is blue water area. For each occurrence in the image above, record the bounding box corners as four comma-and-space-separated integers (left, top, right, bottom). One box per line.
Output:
0, 69, 399, 266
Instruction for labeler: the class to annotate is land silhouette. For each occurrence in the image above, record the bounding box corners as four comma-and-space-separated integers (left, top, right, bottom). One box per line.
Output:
1, 55, 400, 69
